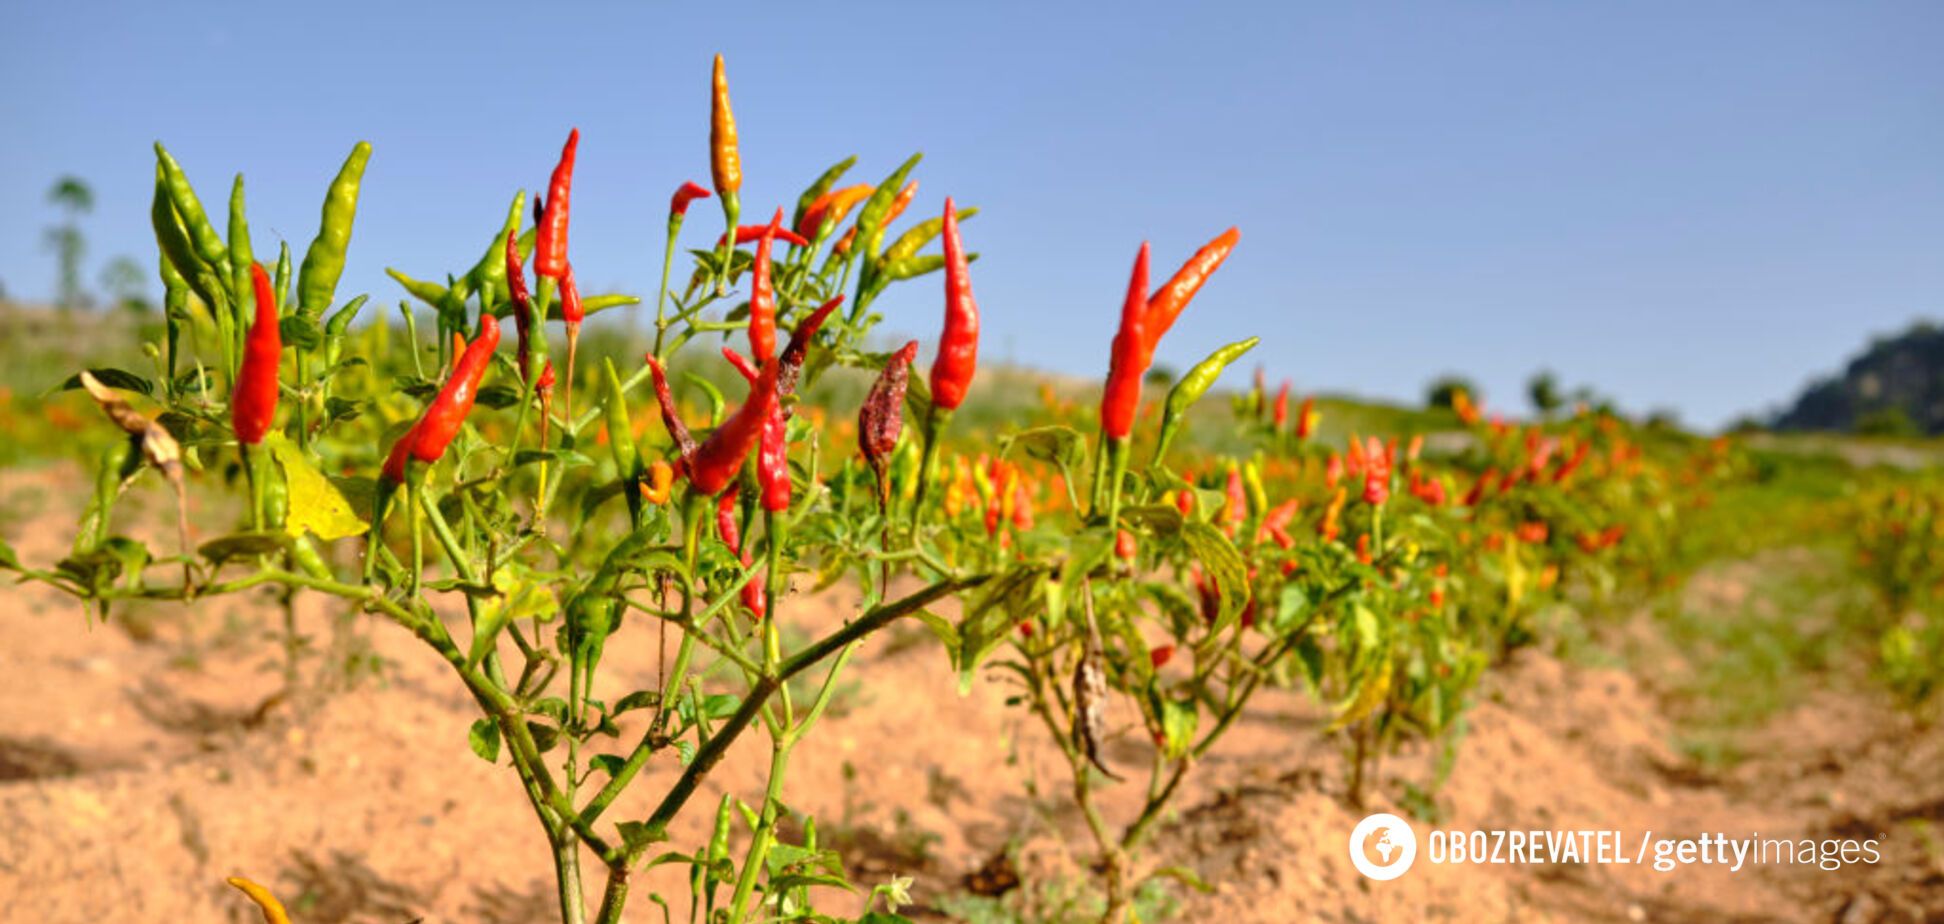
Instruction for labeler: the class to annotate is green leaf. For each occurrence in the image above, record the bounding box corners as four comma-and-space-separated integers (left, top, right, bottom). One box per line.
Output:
323, 396, 366, 423
512, 448, 594, 470
1182, 521, 1248, 632
1146, 865, 1216, 894
1061, 527, 1116, 589
475, 382, 523, 410
619, 823, 666, 852
530, 696, 569, 723
468, 718, 501, 762
1002, 425, 1085, 475
1158, 696, 1199, 760
0, 537, 18, 572
702, 693, 740, 720
1120, 504, 1185, 537
1273, 584, 1312, 635
766, 872, 857, 895
56, 367, 153, 398
264, 432, 368, 540
588, 753, 627, 778
526, 720, 560, 753
198, 531, 290, 564
278, 315, 324, 350
613, 690, 661, 716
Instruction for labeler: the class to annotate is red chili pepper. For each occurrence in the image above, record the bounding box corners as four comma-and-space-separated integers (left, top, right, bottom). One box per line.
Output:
1144, 227, 1240, 349
748, 209, 782, 362
929, 198, 979, 411
1099, 242, 1151, 441
534, 128, 578, 279
644, 356, 698, 475
1355, 534, 1373, 565
506, 232, 556, 392
670, 181, 712, 220
1259, 499, 1299, 549
1552, 442, 1590, 484
688, 355, 779, 496
560, 263, 584, 325
758, 402, 789, 513
1362, 435, 1392, 506
1463, 467, 1497, 507
796, 184, 873, 240
1011, 481, 1033, 530
722, 347, 759, 384
715, 224, 810, 249
382, 316, 501, 483
859, 340, 918, 505
1149, 644, 1174, 669
1115, 529, 1138, 561
716, 490, 742, 552
714, 493, 766, 619
1272, 381, 1290, 430
1222, 466, 1246, 535
778, 295, 844, 403
1296, 396, 1316, 439
231, 262, 281, 445
835, 180, 916, 255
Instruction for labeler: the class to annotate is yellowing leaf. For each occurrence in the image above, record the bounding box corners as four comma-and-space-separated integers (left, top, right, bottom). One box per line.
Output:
265, 432, 368, 540
1328, 655, 1392, 732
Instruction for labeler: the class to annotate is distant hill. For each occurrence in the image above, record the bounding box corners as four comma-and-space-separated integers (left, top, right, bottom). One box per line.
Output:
1774, 321, 1944, 436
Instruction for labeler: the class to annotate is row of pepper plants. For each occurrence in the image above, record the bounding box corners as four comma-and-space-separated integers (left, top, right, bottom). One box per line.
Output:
0, 53, 1733, 924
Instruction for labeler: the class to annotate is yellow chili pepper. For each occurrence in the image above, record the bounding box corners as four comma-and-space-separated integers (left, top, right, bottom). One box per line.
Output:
643, 459, 675, 505
226, 876, 292, 924
710, 54, 741, 196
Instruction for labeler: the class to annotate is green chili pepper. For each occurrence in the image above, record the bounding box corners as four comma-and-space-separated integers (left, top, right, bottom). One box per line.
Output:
792, 154, 857, 231
151, 169, 219, 310
603, 358, 642, 521
386, 268, 450, 307
323, 294, 369, 368
263, 453, 290, 530
706, 792, 735, 877
869, 251, 980, 307
75, 438, 135, 556
154, 143, 229, 272
159, 252, 188, 388
882, 206, 977, 265
298, 141, 372, 318
467, 191, 526, 307
850, 152, 923, 260
1153, 336, 1259, 464
274, 244, 291, 309
227, 174, 255, 312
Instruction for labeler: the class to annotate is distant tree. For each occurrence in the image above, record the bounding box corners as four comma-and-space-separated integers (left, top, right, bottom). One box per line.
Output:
1527, 370, 1562, 418
1144, 363, 1177, 387
99, 256, 151, 315
1424, 375, 1478, 411
1855, 406, 1919, 438
1645, 408, 1683, 431
45, 176, 94, 310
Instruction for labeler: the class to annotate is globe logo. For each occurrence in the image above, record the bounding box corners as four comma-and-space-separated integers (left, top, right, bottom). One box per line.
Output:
1348, 813, 1417, 881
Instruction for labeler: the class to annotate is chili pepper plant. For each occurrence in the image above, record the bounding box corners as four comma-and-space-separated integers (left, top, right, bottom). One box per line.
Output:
0, 55, 998, 924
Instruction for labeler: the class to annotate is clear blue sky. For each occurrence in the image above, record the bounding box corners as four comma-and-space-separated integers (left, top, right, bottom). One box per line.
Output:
4, 2, 1940, 428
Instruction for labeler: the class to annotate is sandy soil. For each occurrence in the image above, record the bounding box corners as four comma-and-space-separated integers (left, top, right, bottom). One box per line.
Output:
1, 463, 1940, 923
